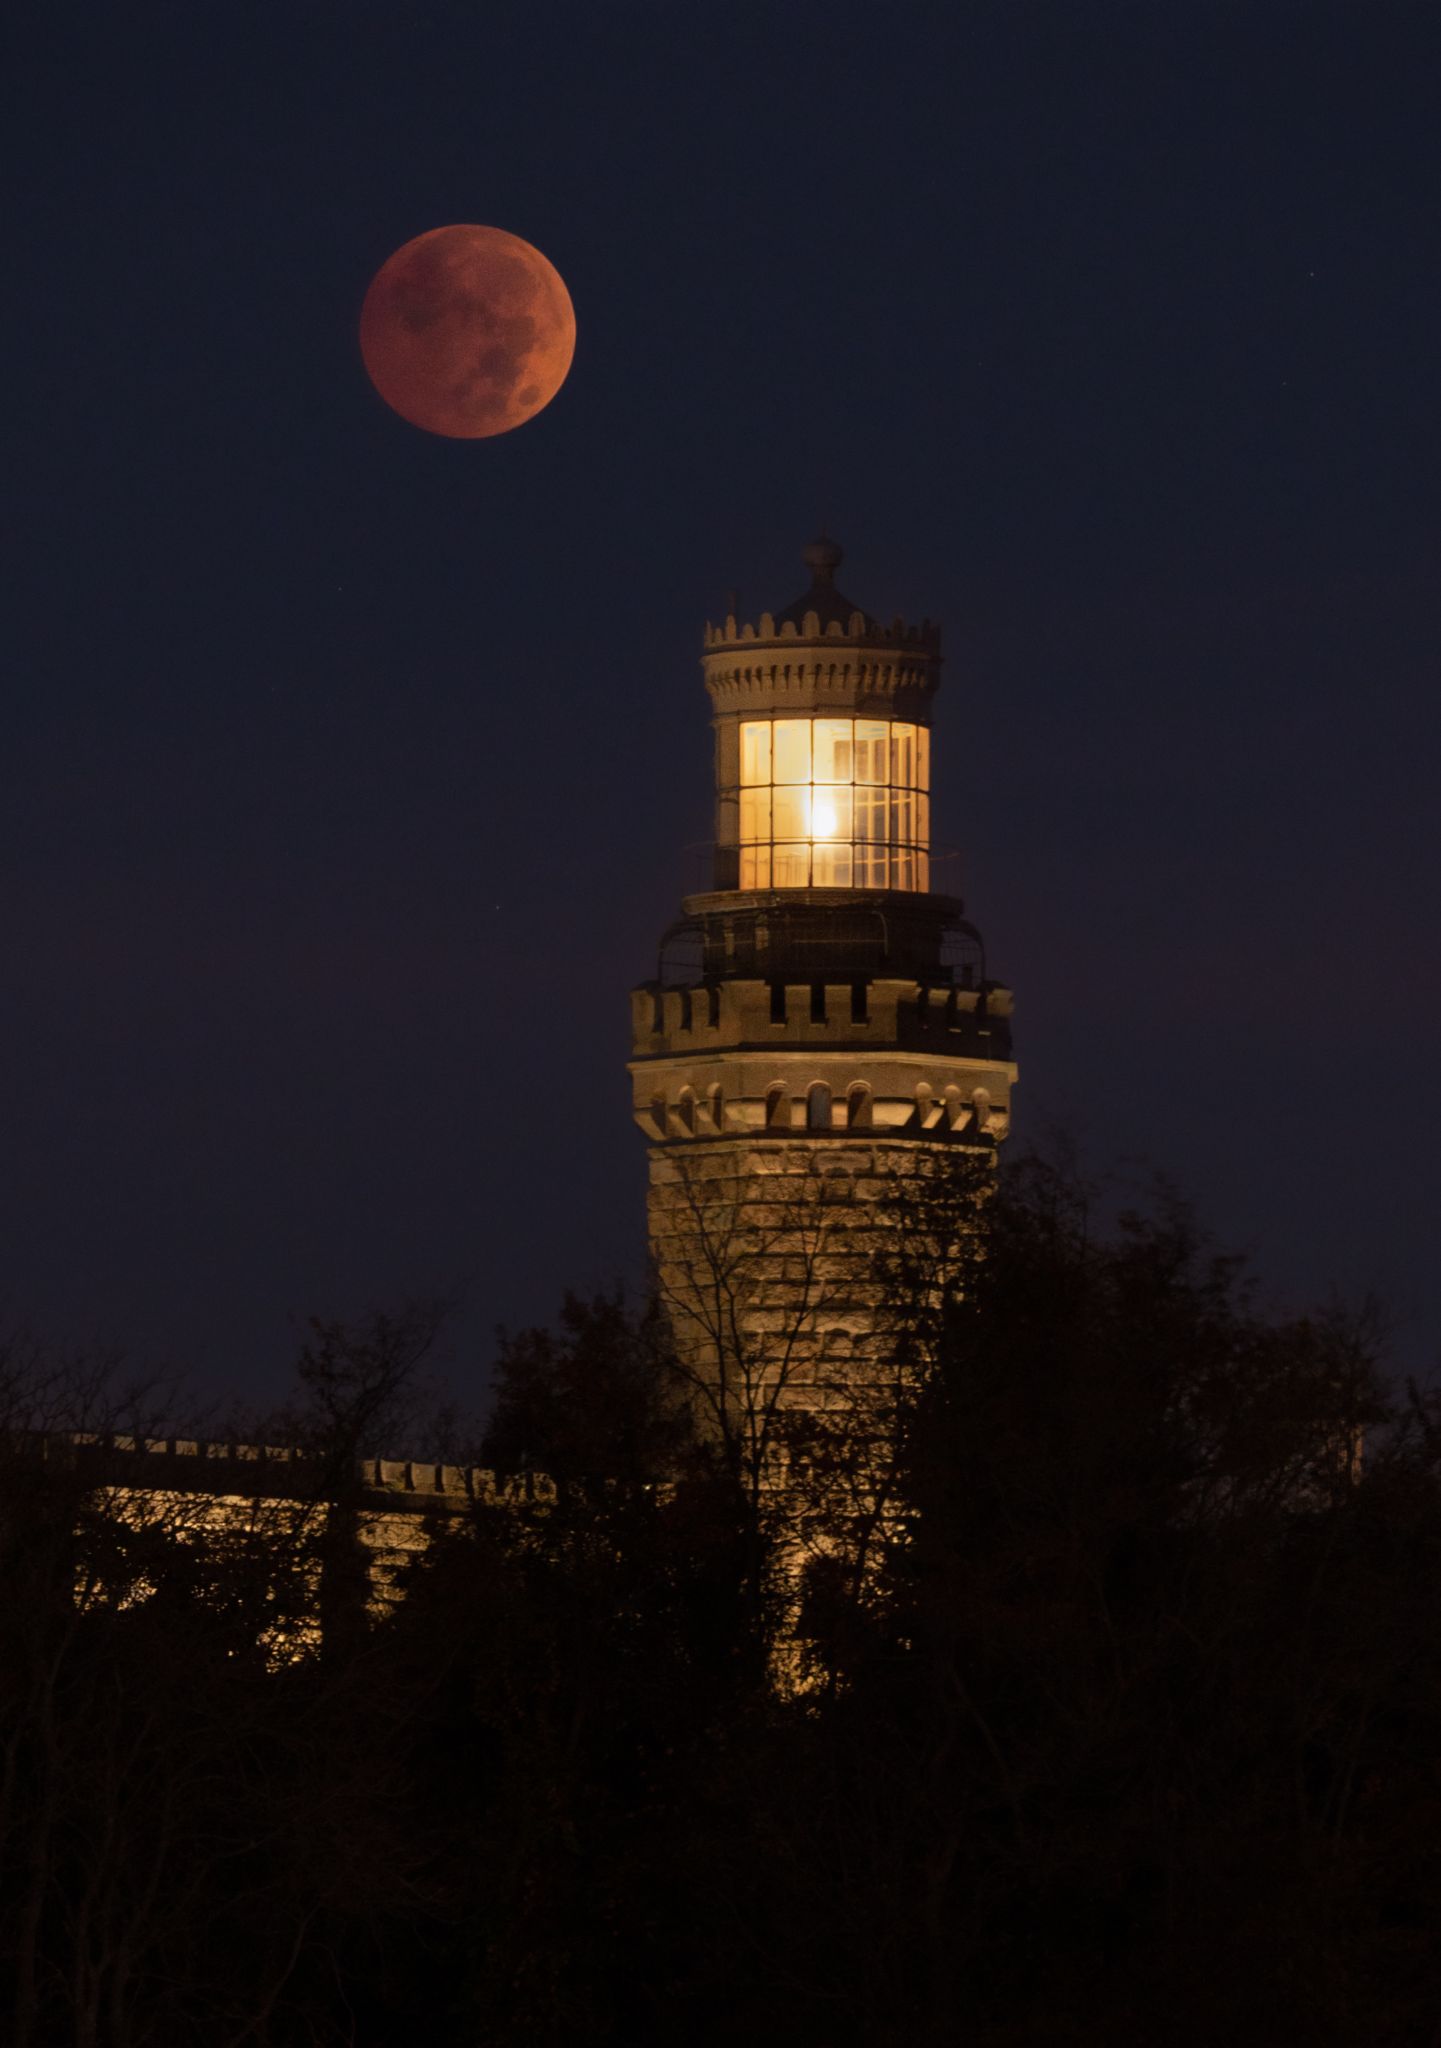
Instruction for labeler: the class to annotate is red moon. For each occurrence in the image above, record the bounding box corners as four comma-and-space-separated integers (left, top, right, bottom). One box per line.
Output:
359, 225, 575, 439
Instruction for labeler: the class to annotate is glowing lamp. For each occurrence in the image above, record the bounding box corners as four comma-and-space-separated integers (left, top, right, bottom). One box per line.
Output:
811, 793, 839, 840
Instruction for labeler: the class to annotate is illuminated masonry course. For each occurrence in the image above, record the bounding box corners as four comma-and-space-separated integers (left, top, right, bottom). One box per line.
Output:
58, 1434, 552, 1622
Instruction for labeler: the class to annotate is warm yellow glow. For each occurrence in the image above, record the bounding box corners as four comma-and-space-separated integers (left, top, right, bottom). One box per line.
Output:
740, 720, 772, 784
774, 786, 808, 838
734, 716, 931, 891
773, 719, 811, 783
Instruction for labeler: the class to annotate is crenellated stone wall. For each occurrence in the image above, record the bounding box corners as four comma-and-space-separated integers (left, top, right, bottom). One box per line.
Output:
50, 1434, 555, 1626
631, 972, 1014, 1146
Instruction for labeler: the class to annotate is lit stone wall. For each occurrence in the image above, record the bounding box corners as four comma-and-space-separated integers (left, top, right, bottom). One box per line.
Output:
630, 976, 1015, 1140
644, 1132, 981, 1475
55, 1437, 556, 1636
632, 965, 1015, 1455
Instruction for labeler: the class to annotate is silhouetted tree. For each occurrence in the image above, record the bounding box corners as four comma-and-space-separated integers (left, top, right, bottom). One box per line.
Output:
381, 1293, 768, 2045
0, 1325, 439, 2046
481, 1290, 692, 1486
764, 1155, 1434, 2046
5, 1168, 1441, 2045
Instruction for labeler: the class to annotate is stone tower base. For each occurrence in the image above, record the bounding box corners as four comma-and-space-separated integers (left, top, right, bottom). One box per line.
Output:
645, 1133, 986, 1476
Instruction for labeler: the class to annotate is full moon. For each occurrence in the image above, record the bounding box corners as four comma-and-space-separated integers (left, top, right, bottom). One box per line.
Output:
359, 224, 575, 439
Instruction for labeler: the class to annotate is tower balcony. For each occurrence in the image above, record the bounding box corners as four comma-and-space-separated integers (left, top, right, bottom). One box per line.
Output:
656, 866, 990, 993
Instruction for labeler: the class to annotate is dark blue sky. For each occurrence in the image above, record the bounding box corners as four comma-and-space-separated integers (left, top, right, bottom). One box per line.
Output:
5, 2, 1439, 1401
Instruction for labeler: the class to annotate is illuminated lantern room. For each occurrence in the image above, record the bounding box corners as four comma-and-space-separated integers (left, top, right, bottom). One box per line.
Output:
705, 538, 940, 896
734, 714, 929, 890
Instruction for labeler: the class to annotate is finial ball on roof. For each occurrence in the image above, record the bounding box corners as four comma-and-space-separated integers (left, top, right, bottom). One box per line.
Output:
802, 535, 844, 578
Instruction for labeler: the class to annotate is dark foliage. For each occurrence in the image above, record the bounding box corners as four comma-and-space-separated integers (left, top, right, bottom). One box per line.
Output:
481, 1291, 693, 1486
2, 1175, 1441, 2044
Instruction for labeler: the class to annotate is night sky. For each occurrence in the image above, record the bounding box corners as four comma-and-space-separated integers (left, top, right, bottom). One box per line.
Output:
6, 4, 1439, 1404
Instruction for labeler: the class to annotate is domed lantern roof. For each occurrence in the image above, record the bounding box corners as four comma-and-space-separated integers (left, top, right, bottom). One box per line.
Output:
772, 535, 876, 633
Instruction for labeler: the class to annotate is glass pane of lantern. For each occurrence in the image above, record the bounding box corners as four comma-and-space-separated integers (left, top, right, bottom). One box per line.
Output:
894, 789, 915, 847
916, 792, 930, 846
740, 844, 771, 888
740, 787, 771, 843
916, 850, 930, 891
891, 724, 916, 790
812, 718, 853, 782
772, 720, 811, 783
917, 726, 930, 791
772, 785, 808, 839
854, 786, 887, 841
740, 721, 771, 786
893, 846, 915, 891
812, 842, 853, 886
855, 842, 888, 887
854, 718, 888, 784
772, 842, 810, 887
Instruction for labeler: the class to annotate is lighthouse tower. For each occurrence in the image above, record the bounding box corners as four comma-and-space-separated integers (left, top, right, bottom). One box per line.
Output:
629, 540, 1017, 1465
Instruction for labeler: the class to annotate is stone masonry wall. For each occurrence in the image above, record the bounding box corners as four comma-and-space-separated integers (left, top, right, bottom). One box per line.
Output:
646, 1133, 978, 1445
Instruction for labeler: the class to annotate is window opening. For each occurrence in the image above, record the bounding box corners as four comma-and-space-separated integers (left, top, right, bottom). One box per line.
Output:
846, 1083, 873, 1130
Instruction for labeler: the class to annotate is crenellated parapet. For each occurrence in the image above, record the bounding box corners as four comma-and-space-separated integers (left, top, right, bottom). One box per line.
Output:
32, 1434, 558, 1641
56, 1432, 555, 1512
702, 609, 940, 655
701, 536, 941, 724
631, 975, 1014, 1061
357, 1457, 557, 1508
629, 968, 1014, 1146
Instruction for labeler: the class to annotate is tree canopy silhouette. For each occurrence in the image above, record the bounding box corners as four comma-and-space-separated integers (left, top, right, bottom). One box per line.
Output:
2, 1160, 1439, 2044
